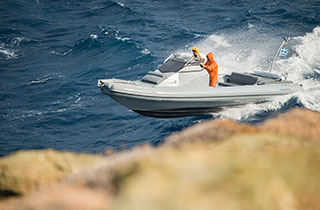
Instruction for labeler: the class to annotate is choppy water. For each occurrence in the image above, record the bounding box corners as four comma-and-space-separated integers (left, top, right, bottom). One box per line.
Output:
1, 0, 320, 156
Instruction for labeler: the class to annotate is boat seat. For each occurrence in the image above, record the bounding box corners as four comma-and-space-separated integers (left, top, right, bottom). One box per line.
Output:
218, 82, 236, 87
141, 70, 164, 84
228, 72, 259, 85
252, 71, 281, 80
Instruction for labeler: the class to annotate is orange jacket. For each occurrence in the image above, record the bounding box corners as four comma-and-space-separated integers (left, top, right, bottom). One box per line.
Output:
203, 52, 218, 87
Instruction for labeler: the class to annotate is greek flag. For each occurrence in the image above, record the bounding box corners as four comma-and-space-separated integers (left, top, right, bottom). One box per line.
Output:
279, 47, 289, 57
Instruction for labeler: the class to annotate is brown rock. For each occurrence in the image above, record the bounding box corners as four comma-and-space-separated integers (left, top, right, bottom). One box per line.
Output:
0, 149, 104, 197
1, 108, 320, 210
165, 119, 257, 146
260, 108, 320, 141
0, 185, 110, 210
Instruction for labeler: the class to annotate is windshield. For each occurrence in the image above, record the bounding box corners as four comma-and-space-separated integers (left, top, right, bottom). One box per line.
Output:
158, 59, 186, 73
158, 54, 198, 73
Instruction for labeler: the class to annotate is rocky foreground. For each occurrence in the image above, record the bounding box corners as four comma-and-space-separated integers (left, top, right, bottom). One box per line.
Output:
1, 108, 320, 210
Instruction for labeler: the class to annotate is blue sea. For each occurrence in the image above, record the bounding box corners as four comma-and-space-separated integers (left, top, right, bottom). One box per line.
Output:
1, 0, 320, 156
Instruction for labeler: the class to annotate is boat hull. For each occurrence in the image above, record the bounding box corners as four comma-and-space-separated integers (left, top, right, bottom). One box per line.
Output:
100, 82, 301, 117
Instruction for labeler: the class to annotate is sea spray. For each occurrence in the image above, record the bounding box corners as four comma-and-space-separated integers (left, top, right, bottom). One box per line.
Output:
281, 26, 320, 112
179, 26, 320, 120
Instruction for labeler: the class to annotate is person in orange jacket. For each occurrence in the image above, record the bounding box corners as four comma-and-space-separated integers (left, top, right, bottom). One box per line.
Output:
200, 52, 218, 87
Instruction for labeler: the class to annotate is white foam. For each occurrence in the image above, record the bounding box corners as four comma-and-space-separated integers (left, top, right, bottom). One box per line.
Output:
28, 75, 52, 85
18, 107, 68, 120
116, 1, 124, 7
115, 30, 130, 41
216, 94, 294, 121
0, 44, 18, 60
194, 34, 201, 38
28, 73, 64, 85
183, 31, 276, 75
182, 26, 320, 120
248, 23, 254, 29
141, 48, 150, 55
11, 37, 28, 46
275, 26, 320, 112
205, 34, 232, 48
70, 93, 83, 108
54, 108, 67, 113
50, 49, 72, 56
90, 34, 98, 40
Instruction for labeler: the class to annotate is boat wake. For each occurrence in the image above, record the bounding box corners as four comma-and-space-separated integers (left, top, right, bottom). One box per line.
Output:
184, 26, 320, 121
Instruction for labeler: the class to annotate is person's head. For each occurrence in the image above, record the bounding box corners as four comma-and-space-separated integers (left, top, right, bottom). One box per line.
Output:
192, 47, 199, 56
206, 52, 214, 62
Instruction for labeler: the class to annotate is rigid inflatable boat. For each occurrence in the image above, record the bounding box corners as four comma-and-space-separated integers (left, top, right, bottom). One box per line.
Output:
98, 54, 302, 118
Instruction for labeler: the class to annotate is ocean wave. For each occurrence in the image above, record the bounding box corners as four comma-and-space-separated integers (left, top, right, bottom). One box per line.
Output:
0, 44, 18, 60
89, 0, 132, 16
181, 31, 276, 75
184, 26, 320, 121
214, 94, 297, 121
17, 107, 68, 121
10, 37, 31, 46
28, 76, 52, 85
55, 34, 101, 56
90, 34, 98, 40
115, 1, 124, 7
278, 26, 320, 112
13, 92, 83, 121
141, 48, 150, 55
247, 23, 255, 29
26, 74, 65, 85
204, 34, 232, 48
50, 28, 138, 57
115, 30, 130, 42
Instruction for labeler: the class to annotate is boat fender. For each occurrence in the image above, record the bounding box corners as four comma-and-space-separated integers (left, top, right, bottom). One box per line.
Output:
98, 80, 105, 87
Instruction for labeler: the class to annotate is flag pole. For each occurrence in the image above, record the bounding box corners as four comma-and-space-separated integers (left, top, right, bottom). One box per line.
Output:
269, 37, 289, 72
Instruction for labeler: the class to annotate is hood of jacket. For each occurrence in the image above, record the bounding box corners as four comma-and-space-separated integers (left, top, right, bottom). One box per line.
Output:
206, 52, 214, 63
192, 47, 200, 54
